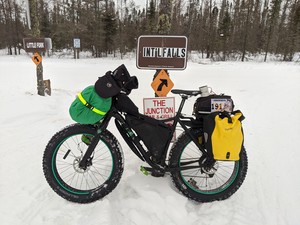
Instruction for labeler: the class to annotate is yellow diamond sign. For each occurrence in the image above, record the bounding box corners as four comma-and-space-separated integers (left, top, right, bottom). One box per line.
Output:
32, 52, 42, 66
151, 70, 174, 97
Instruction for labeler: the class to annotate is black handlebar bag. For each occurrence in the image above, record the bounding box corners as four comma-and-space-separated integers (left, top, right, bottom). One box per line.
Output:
203, 110, 245, 161
95, 71, 121, 98
95, 65, 138, 98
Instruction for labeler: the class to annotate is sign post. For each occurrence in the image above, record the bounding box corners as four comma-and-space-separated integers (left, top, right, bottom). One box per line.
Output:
73, 38, 80, 59
137, 35, 188, 142
137, 35, 187, 96
23, 38, 51, 96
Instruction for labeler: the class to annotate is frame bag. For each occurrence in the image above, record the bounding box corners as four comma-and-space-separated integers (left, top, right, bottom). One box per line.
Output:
203, 110, 245, 160
69, 85, 112, 124
126, 114, 171, 162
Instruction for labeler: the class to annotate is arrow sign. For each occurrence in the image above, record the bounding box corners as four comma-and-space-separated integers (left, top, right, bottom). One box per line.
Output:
151, 70, 174, 97
32, 52, 42, 66
158, 79, 168, 91
34, 56, 40, 63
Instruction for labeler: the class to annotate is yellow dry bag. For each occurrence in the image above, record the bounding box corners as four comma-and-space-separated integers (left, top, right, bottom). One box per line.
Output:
204, 110, 245, 161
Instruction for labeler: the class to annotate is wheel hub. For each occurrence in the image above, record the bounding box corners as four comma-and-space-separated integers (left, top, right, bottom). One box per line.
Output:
199, 156, 218, 177
73, 157, 91, 173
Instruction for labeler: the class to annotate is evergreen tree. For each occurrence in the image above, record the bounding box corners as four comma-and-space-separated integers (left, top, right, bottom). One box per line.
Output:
251, 0, 263, 53
206, 1, 219, 58
219, 9, 231, 60
241, 0, 254, 61
0, 0, 25, 54
157, 0, 172, 34
147, 0, 157, 34
0, 0, 299, 61
283, 0, 300, 60
103, 0, 117, 55
264, 0, 282, 61
39, 0, 51, 38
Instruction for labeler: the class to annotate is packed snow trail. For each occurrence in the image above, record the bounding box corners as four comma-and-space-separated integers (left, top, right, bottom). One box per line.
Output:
0, 55, 299, 225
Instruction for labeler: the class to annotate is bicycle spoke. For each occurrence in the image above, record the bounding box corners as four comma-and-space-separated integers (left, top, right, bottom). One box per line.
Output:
179, 140, 238, 193
54, 133, 113, 192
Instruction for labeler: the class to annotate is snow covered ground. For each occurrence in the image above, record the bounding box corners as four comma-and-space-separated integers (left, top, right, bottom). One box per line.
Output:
0, 53, 299, 225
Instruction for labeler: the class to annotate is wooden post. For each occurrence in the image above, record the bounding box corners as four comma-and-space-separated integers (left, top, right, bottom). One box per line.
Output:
28, 0, 46, 96
36, 59, 45, 96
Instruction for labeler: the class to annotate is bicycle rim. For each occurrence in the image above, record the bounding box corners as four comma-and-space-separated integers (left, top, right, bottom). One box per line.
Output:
51, 133, 114, 194
179, 141, 239, 195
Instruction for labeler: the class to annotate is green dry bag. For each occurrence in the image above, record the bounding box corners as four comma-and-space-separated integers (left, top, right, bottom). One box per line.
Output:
69, 85, 112, 124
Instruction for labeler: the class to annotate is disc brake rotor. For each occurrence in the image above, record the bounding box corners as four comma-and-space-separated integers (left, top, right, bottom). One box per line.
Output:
73, 157, 91, 173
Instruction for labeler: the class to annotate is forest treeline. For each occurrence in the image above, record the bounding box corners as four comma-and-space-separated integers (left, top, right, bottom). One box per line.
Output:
0, 0, 300, 61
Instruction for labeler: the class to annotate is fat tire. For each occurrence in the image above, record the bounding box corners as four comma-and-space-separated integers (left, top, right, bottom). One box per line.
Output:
43, 123, 124, 203
169, 130, 248, 202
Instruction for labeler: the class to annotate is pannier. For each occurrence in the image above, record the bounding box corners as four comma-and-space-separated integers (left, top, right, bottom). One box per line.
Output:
193, 94, 234, 117
69, 85, 112, 124
203, 110, 245, 161
126, 114, 171, 162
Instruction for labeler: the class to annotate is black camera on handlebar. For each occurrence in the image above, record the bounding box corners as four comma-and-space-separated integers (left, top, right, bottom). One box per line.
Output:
95, 64, 138, 98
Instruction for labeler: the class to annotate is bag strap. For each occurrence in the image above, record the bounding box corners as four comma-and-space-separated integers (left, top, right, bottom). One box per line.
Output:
232, 110, 245, 122
222, 112, 233, 123
77, 93, 107, 116
216, 110, 245, 124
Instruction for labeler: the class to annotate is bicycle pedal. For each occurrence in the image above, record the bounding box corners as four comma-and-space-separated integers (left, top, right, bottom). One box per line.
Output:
140, 166, 149, 176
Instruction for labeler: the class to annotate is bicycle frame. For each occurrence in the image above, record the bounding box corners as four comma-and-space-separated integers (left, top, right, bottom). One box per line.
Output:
79, 93, 208, 173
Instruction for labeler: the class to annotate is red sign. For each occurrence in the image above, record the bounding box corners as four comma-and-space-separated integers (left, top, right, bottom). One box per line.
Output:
143, 97, 175, 120
143, 97, 176, 141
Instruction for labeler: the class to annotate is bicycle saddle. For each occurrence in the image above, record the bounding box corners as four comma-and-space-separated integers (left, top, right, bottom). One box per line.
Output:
171, 89, 201, 96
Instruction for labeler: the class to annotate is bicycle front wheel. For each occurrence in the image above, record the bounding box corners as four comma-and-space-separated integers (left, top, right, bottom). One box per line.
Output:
169, 130, 248, 202
43, 124, 124, 203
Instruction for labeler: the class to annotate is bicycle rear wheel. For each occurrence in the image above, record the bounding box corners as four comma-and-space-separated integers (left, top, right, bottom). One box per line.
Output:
43, 124, 124, 203
169, 130, 248, 202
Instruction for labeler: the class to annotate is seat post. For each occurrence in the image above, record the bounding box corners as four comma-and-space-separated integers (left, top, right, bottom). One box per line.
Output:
176, 95, 188, 116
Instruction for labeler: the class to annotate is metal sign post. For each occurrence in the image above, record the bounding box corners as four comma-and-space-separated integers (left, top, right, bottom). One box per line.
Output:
73, 38, 80, 59
137, 35, 187, 96
138, 35, 188, 141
